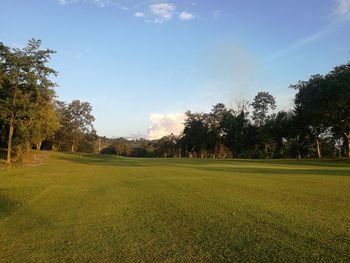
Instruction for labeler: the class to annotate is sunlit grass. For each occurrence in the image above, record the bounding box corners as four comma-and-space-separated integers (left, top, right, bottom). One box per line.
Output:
1, 152, 349, 262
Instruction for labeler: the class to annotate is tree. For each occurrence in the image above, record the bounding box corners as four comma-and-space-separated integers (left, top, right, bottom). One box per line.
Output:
264, 111, 295, 158
54, 100, 96, 152
251, 91, 276, 127
67, 100, 95, 152
221, 109, 249, 157
0, 39, 57, 163
292, 75, 328, 158
182, 111, 211, 158
76, 130, 98, 153
322, 64, 350, 158
157, 134, 178, 158
30, 103, 59, 150
208, 103, 228, 158
250, 91, 277, 157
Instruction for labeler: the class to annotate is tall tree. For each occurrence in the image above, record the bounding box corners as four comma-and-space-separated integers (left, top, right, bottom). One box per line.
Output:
251, 91, 276, 127
0, 39, 56, 163
157, 134, 178, 158
323, 64, 350, 158
251, 91, 276, 157
31, 103, 59, 150
182, 111, 210, 158
208, 103, 227, 158
264, 111, 295, 158
221, 109, 250, 157
67, 100, 95, 152
292, 75, 328, 158
54, 100, 96, 152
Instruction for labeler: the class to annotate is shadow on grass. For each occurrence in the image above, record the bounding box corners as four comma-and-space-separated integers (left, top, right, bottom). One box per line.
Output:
54, 153, 350, 177
55, 154, 155, 167
191, 166, 350, 177
0, 190, 19, 219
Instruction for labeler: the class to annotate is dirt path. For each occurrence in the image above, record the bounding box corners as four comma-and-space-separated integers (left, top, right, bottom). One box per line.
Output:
22, 151, 50, 167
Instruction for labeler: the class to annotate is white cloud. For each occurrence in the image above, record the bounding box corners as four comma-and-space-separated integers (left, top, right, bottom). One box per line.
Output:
334, 0, 350, 16
134, 12, 145, 17
57, 0, 200, 24
148, 113, 185, 140
150, 3, 175, 21
178, 11, 194, 21
58, 0, 114, 7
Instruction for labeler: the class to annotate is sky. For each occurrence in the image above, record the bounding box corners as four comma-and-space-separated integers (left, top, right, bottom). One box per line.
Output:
1, 0, 350, 139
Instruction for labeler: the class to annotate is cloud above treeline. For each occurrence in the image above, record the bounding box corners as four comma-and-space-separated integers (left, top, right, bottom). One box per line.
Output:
148, 113, 185, 140
57, 0, 196, 23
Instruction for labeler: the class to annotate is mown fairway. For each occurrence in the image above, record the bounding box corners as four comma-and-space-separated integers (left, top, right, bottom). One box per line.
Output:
0, 153, 350, 262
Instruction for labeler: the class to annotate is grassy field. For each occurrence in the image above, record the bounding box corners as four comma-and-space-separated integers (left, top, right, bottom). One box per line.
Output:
0, 152, 349, 262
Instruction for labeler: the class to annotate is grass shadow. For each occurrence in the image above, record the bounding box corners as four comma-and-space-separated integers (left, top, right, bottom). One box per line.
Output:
53, 153, 350, 178
190, 165, 350, 177
0, 190, 19, 219
55, 154, 157, 168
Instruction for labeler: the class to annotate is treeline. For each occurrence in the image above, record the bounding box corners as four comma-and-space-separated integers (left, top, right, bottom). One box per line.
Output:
2, 39, 349, 161
102, 63, 350, 159
0, 39, 98, 163
181, 63, 350, 159
100, 135, 182, 158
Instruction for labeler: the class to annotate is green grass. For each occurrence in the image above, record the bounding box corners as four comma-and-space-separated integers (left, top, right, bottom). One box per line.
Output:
0, 152, 350, 262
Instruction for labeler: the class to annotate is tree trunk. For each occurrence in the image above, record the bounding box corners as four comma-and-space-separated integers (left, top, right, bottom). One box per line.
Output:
214, 142, 219, 159
296, 142, 301, 159
15, 145, 22, 162
71, 142, 75, 152
345, 133, 350, 159
6, 113, 14, 164
36, 141, 42, 150
56, 142, 61, 151
6, 83, 18, 164
316, 137, 322, 159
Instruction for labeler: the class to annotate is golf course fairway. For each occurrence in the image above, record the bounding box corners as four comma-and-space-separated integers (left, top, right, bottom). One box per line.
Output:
0, 152, 349, 262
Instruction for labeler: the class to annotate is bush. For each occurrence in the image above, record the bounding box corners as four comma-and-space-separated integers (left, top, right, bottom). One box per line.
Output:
100, 145, 117, 155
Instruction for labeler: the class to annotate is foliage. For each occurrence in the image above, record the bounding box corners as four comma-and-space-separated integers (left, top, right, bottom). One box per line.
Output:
251, 91, 276, 127
53, 100, 97, 152
0, 39, 58, 162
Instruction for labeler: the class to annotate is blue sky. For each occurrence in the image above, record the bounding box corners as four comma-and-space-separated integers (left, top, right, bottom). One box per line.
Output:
1, 0, 350, 138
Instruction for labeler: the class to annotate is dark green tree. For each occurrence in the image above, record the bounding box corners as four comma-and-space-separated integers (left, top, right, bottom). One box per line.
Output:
323, 64, 350, 158
208, 103, 228, 158
182, 111, 210, 158
292, 75, 328, 158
